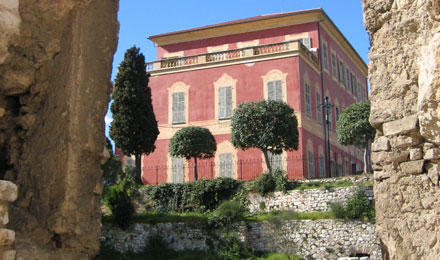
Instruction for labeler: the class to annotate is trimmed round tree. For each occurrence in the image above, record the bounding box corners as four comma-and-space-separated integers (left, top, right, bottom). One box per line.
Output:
110, 46, 159, 184
169, 126, 217, 181
336, 100, 375, 173
231, 100, 299, 172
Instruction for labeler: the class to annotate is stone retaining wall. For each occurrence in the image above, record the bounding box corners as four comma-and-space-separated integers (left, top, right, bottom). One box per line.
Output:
101, 220, 381, 260
247, 186, 374, 213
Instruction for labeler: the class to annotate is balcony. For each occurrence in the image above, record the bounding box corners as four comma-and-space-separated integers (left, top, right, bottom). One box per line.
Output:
146, 40, 319, 74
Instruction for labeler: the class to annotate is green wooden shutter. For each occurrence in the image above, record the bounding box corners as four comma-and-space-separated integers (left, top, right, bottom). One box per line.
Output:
308, 152, 314, 178
172, 93, 178, 123
225, 87, 232, 118
172, 157, 184, 183
305, 84, 311, 117
275, 80, 282, 101
316, 93, 321, 124
219, 153, 233, 178
219, 87, 226, 119
267, 81, 275, 100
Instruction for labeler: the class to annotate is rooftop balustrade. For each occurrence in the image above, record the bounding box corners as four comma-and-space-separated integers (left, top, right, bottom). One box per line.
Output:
146, 40, 319, 72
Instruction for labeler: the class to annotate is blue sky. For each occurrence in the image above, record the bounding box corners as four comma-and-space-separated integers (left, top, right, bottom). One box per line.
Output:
105, 0, 370, 137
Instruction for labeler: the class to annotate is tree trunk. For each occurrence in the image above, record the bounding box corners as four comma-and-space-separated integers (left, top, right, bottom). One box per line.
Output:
194, 157, 198, 181
363, 146, 368, 174
263, 150, 272, 173
364, 139, 372, 173
135, 154, 143, 184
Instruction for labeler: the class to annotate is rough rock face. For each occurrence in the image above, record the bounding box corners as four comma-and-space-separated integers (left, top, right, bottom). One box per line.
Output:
0, 0, 119, 259
361, 0, 440, 259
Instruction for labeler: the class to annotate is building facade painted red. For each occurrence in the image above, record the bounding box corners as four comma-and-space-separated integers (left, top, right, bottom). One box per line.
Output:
142, 9, 368, 184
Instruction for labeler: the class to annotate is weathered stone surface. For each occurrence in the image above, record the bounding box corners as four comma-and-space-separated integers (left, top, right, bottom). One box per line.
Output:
418, 32, 440, 145
371, 150, 409, 164
372, 136, 390, 151
0, 181, 17, 202
0, 202, 9, 225
362, 0, 440, 258
426, 163, 439, 185
382, 115, 419, 137
424, 148, 440, 160
0, 0, 20, 63
393, 135, 423, 149
0, 229, 15, 246
399, 160, 425, 175
2, 250, 16, 260
0, 0, 119, 259
409, 148, 423, 161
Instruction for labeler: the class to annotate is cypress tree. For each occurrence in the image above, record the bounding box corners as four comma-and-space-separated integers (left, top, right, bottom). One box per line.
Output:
110, 46, 159, 184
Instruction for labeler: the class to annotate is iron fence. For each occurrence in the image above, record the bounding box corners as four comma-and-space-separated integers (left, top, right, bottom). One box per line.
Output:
142, 156, 361, 185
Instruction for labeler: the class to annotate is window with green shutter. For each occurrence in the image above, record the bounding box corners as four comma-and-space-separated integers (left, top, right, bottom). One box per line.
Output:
268, 152, 282, 170
172, 92, 185, 124
336, 107, 339, 122
305, 83, 311, 117
219, 153, 233, 178
319, 156, 325, 177
323, 44, 328, 70
268, 80, 282, 101
308, 151, 314, 178
219, 87, 232, 119
171, 157, 184, 183
316, 93, 322, 124
332, 54, 337, 78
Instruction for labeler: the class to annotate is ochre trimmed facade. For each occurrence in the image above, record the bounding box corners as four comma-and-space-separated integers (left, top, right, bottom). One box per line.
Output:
142, 9, 368, 184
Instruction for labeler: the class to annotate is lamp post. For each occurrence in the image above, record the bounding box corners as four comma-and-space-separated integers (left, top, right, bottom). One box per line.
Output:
322, 96, 334, 177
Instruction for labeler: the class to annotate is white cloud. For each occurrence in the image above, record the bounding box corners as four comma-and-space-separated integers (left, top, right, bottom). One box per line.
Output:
105, 115, 113, 125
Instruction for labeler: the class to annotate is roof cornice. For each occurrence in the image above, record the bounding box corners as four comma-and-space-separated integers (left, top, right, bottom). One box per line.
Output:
149, 9, 324, 46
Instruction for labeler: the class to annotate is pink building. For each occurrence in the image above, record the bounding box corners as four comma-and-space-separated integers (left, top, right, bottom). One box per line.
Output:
142, 9, 368, 184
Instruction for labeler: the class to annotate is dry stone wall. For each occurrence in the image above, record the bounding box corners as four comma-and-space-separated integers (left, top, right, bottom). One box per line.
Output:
247, 186, 374, 213
0, 0, 119, 259
361, 0, 440, 259
102, 220, 382, 260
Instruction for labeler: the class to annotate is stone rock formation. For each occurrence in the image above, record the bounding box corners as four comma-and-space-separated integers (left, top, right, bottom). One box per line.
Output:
0, 0, 119, 259
361, 0, 440, 259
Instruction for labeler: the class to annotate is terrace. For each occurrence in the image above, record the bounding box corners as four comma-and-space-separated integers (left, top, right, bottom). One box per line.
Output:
146, 40, 320, 75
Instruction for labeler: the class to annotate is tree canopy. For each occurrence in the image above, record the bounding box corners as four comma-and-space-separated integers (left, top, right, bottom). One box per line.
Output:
110, 46, 159, 184
169, 126, 217, 180
336, 100, 375, 173
231, 100, 299, 171
336, 101, 375, 147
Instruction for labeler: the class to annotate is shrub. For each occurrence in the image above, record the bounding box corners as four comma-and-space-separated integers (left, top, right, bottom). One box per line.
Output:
329, 186, 374, 220
104, 182, 134, 229
255, 169, 288, 196
208, 200, 246, 228
346, 187, 372, 219
143, 234, 175, 259
101, 155, 122, 187
121, 164, 138, 185
147, 178, 242, 213
329, 202, 347, 219
272, 169, 288, 193
217, 232, 255, 260
256, 173, 276, 196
